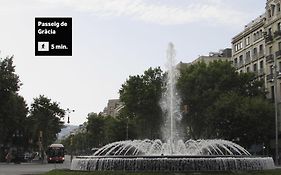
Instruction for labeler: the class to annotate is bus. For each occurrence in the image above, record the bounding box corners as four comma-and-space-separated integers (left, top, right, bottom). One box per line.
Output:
46, 144, 65, 163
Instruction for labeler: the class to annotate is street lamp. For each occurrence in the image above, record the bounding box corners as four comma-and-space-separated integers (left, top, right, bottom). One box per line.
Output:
273, 62, 279, 165
66, 108, 75, 124
70, 132, 74, 162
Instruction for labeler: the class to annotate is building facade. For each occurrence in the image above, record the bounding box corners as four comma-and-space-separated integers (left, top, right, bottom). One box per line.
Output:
102, 99, 124, 117
191, 48, 232, 65
231, 0, 281, 129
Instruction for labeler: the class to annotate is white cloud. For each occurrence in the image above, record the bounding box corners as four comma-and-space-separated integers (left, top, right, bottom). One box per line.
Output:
36, 0, 247, 26
30, 0, 248, 26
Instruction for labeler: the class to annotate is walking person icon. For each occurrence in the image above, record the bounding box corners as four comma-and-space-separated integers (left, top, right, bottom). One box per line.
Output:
38, 42, 49, 51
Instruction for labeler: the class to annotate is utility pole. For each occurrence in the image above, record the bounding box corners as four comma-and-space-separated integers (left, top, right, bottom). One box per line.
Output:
273, 60, 279, 165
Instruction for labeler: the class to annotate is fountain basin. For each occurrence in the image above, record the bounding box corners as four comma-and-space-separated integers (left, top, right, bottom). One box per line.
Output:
71, 155, 275, 172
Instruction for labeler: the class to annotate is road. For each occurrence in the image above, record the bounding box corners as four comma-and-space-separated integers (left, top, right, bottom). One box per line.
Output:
0, 155, 71, 175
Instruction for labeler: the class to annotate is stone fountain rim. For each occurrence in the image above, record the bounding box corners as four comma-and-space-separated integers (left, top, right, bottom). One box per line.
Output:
76, 155, 271, 159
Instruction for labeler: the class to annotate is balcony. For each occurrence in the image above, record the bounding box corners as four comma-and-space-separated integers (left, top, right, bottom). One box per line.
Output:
265, 34, 273, 43
267, 74, 274, 82
252, 54, 258, 61
276, 50, 281, 59
278, 71, 281, 79
274, 30, 281, 39
266, 54, 274, 63
258, 69, 265, 76
258, 52, 265, 58
253, 70, 259, 77
245, 58, 251, 65
238, 62, 243, 68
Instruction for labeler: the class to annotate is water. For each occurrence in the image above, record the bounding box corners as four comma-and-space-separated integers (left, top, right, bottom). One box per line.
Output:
71, 43, 275, 171
92, 139, 251, 156
160, 42, 182, 147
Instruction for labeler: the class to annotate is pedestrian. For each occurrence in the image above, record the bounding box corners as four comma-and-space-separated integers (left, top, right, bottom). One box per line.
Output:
5, 151, 12, 163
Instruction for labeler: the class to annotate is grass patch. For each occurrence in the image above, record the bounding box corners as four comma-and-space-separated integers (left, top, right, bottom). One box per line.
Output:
43, 169, 281, 175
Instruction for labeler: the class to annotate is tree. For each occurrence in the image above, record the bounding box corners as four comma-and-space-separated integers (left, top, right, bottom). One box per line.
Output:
177, 60, 272, 145
0, 56, 28, 161
0, 56, 20, 98
28, 95, 65, 150
207, 92, 274, 149
119, 67, 164, 139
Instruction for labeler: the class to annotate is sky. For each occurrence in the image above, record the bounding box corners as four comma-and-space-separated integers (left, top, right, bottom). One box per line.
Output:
0, 0, 266, 125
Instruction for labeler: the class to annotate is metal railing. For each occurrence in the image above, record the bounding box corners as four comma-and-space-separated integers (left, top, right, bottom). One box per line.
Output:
266, 54, 274, 62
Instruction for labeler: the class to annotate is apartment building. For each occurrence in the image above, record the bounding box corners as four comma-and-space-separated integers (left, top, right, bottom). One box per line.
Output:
264, 0, 281, 101
231, 0, 281, 128
232, 14, 266, 84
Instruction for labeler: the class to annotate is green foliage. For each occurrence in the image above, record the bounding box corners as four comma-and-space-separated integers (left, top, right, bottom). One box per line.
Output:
0, 56, 28, 161
119, 67, 164, 139
86, 113, 132, 147
207, 92, 274, 148
0, 56, 20, 97
62, 112, 134, 153
28, 95, 65, 149
178, 60, 274, 148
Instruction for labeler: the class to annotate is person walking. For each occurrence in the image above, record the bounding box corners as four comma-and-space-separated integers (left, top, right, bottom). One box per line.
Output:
5, 151, 13, 163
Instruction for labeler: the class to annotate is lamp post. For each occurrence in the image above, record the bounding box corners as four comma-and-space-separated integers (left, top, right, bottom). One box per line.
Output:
273, 62, 279, 165
66, 108, 75, 124
70, 132, 74, 162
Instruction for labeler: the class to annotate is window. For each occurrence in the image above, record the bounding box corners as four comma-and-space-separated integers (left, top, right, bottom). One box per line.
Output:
239, 55, 243, 64
270, 65, 274, 74
235, 42, 243, 52
279, 42, 281, 50
246, 36, 250, 46
246, 51, 251, 59
269, 46, 273, 54
260, 60, 264, 69
259, 44, 263, 53
278, 22, 281, 31
246, 67, 250, 72
268, 9, 272, 18
278, 3, 281, 12
259, 44, 263, 52
253, 48, 257, 57
271, 86, 275, 101
234, 58, 238, 64
272, 5, 276, 16
269, 28, 272, 35
253, 63, 257, 72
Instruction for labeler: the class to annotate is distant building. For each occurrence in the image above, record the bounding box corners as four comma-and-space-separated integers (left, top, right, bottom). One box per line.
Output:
177, 48, 232, 69
191, 48, 232, 65
102, 99, 124, 117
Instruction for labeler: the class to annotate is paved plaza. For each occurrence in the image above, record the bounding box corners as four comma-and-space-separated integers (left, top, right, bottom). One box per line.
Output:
0, 155, 71, 175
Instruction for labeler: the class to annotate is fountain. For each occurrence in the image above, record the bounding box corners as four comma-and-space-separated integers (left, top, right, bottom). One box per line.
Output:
71, 43, 275, 172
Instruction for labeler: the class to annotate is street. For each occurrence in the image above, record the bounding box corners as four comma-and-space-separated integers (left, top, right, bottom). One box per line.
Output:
0, 155, 71, 175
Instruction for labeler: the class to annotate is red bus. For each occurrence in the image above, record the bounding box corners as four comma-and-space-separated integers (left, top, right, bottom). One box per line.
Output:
46, 144, 65, 163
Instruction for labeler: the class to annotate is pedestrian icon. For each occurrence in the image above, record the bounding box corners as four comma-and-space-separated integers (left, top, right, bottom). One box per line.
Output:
38, 42, 49, 51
